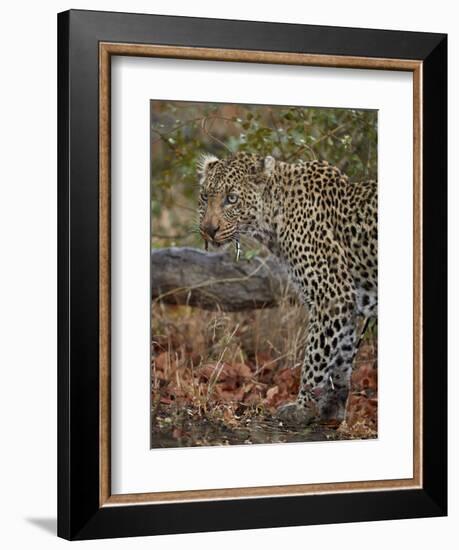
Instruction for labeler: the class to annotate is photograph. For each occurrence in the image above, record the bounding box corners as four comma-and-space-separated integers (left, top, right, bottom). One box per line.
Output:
150, 100, 378, 448
51, 6, 447, 542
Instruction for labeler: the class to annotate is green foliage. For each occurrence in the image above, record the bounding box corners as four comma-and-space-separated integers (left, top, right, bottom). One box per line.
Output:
151, 101, 377, 248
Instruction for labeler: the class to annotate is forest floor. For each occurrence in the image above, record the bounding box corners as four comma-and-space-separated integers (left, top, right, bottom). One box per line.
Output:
151, 303, 377, 449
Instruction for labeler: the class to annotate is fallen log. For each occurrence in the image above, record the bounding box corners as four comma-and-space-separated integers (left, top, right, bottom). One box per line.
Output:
151, 247, 295, 312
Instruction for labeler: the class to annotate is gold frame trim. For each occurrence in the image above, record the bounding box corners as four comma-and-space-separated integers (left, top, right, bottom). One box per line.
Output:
99, 43, 423, 507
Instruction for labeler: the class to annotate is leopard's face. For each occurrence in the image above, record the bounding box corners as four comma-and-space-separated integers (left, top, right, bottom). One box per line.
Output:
198, 153, 273, 246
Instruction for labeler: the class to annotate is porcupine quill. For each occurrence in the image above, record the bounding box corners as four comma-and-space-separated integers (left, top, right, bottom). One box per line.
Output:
235, 239, 241, 262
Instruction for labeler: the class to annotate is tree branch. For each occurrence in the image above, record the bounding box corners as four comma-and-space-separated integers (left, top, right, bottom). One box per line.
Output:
151, 247, 295, 311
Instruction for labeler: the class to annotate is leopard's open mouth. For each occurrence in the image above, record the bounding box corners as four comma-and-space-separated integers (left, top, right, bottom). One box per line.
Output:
201, 232, 223, 250
201, 233, 241, 260
200, 229, 235, 247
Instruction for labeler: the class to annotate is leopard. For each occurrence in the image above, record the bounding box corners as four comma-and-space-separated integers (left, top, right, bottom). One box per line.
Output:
197, 151, 377, 426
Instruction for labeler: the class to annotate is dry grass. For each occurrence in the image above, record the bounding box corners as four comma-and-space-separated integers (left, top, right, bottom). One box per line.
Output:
151, 296, 377, 448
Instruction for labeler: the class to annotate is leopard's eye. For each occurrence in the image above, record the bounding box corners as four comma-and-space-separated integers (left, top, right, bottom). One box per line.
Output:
227, 193, 238, 205
200, 193, 208, 202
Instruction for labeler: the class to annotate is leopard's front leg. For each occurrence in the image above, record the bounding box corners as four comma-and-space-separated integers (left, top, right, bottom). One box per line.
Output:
278, 303, 357, 426
312, 308, 358, 424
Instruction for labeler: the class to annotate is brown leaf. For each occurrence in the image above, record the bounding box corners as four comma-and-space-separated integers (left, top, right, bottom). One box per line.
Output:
351, 363, 377, 396
266, 386, 279, 401
172, 427, 185, 439
346, 394, 378, 430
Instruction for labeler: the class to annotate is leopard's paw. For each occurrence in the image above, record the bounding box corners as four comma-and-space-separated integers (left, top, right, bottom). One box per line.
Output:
276, 401, 318, 427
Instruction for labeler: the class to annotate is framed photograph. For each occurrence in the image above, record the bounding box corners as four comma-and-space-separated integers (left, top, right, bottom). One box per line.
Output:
58, 9, 447, 540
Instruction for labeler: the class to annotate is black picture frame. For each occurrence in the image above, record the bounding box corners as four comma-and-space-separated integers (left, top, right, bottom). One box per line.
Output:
58, 9, 447, 540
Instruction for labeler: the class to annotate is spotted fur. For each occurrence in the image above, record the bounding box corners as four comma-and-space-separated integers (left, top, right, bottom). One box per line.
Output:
198, 152, 377, 424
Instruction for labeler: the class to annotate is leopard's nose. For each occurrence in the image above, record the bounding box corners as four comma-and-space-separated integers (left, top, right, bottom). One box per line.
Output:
205, 224, 220, 239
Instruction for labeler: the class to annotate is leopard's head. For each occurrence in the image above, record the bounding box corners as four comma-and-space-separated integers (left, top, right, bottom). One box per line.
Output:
197, 152, 275, 246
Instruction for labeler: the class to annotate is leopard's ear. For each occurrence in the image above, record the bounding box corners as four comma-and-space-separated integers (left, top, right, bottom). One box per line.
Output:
197, 153, 219, 177
263, 156, 276, 177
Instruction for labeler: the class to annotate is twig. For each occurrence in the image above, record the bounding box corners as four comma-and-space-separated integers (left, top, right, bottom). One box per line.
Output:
284, 123, 347, 162
201, 117, 234, 153
269, 109, 287, 159
152, 115, 241, 147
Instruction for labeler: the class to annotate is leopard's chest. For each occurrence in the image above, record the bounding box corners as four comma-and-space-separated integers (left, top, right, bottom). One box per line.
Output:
275, 242, 321, 306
